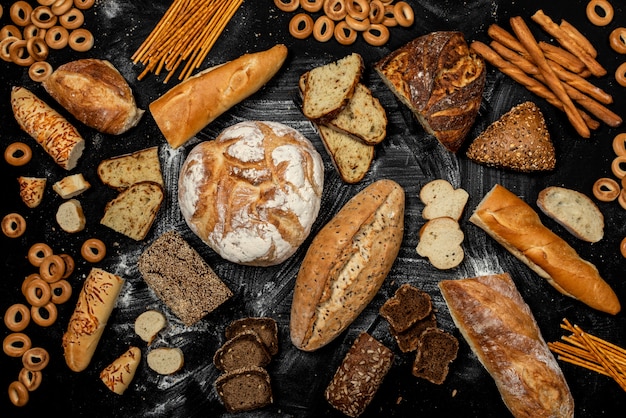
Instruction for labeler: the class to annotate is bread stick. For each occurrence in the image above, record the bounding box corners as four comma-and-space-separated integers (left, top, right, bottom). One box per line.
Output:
538, 41, 586, 74
560, 19, 598, 58
490, 41, 538, 75
548, 60, 613, 105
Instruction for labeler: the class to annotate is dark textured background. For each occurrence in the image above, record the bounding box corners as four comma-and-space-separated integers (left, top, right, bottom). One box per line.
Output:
1, 0, 625, 416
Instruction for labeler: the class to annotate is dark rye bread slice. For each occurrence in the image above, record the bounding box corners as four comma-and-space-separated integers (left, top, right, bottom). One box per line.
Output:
138, 230, 233, 326
324, 333, 393, 418
213, 330, 272, 372
215, 366, 273, 413
391, 312, 437, 353
412, 327, 459, 384
225, 317, 279, 356
379, 283, 433, 333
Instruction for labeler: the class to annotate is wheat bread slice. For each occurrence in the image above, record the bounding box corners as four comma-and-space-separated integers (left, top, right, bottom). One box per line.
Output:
419, 179, 469, 221
56, 199, 86, 233
416, 217, 465, 269
215, 366, 273, 413
317, 125, 374, 184
98, 146, 163, 190
134, 310, 167, 344
146, 347, 184, 375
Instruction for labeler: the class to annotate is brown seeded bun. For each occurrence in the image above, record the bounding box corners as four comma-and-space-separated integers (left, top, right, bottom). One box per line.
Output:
178, 121, 324, 266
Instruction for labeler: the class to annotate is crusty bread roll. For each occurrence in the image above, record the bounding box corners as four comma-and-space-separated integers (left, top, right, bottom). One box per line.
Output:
439, 273, 574, 418
42, 59, 144, 135
178, 120, 324, 266
290, 179, 405, 351
11, 86, 85, 170
470, 184, 620, 314
150, 44, 288, 149
62, 268, 125, 372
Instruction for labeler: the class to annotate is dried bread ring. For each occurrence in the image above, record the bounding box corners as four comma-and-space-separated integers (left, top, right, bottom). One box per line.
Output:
621, 237, 626, 258
51, 0, 73, 16
4, 142, 32, 166
610, 27, 626, 54
616, 62, 626, 87
50, 279, 72, 304
289, 13, 313, 40
363, 23, 389, 46
301, 0, 323, 12
382, 4, 397, 27
19, 368, 42, 392
23, 24, 46, 39
24, 277, 51, 307
4, 303, 31, 332
10, 2, 32, 27
346, 0, 370, 20
2, 213, 26, 238
334, 20, 356, 45
26, 36, 48, 61
81, 237, 106, 262
31, 302, 58, 327
611, 155, 626, 179
59, 8, 84, 29
38, 0, 56, 5
345, 14, 370, 31
28, 243, 53, 267
274, 0, 299, 12
3, 333, 31, 357
592, 177, 620, 202
29, 60, 53, 82
8, 381, 29, 407
31, 6, 57, 28
0, 24, 22, 39
22, 274, 41, 297
586, 0, 613, 26
368, 0, 385, 24
68, 27, 93, 51
44, 25, 69, 49
613, 133, 626, 157
619, 189, 626, 210
22, 347, 50, 371
393, 1, 414, 27
313, 15, 335, 42
9, 39, 35, 66
73, 0, 95, 10
324, 0, 347, 21
59, 253, 75, 278
39, 254, 66, 283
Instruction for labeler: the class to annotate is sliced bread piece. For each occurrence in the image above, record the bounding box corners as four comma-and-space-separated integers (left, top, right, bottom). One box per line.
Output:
466, 101, 556, 172
391, 312, 437, 353
379, 283, 432, 333
56, 199, 86, 233
412, 327, 459, 384
53, 173, 91, 199
18, 176, 46, 208
97, 146, 163, 190
317, 124, 374, 184
213, 330, 272, 372
536, 186, 604, 243
100, 181, 164, 241
147, 347, 184, 375
302, 53, 364, 122
416, 217, 464, 269
419, 179, 469, 221
215, 366, 273, 413
225, 317, 279, 356
134, 310, 167, 344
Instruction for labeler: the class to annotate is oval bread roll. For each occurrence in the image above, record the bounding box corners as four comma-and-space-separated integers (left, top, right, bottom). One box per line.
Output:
290, 179, 405, 351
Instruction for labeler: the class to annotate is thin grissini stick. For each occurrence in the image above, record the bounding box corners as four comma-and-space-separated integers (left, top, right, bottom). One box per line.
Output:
490, 41, 539, 75
532, 9, 606, 77
549, 60, 613, 105
471, 41, 600, 130
560, 19, 598, 58
487, 23, 527, 55
510, 16, 590, 138
538, 41, 586, 74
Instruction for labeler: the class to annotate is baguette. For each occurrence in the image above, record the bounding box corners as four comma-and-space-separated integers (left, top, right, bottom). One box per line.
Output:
439, 273, 574, 418
290, 179, 405, 351
62, 268, 125, 372
469, 184, 620, 314
149, 44, 288, 149
11, 86, 85, 170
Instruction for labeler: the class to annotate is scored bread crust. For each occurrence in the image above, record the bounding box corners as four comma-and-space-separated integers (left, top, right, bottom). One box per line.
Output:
470, 184, 620, 314
439, 273, 574, 418
290, 179, 405, 351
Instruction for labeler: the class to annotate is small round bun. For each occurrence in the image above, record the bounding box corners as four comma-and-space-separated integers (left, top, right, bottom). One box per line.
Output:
178, 121, 324, 266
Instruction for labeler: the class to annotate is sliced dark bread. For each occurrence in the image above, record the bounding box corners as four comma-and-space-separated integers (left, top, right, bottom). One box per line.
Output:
412, 327, 459, 384
379, 283, 432, 333
213, 330, 272, 372
215, 366, 273, 413
225, 317, 279, 356
390, 312, 437, 353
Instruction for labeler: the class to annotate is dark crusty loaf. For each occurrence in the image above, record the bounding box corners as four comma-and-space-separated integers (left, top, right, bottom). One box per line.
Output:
138, 230, 232, 326
391, 312, 437, 353
215, 366, 273, 413
225, 317, 279, 356
325, 332, 393, 417
466, 101, 556, 172
375, 31, 486, 153
213, 330, 272, 372
411, 327, 459, 384
379, 283, 432, 333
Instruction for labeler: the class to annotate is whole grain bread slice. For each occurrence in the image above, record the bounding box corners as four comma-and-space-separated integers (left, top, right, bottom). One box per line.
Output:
213, 330, 272, 372
317, 124, 374, 184
98, 146, 163, 190
412, 327, 459, 384
225, 317, 279, 356
215, 366, 273, 413
380, 283, 432, 333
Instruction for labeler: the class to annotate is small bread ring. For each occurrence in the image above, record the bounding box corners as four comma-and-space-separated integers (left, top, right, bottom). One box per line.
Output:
610, 28, 626, 54
10, 1, 33, 27
4, 303, 31, 332
586, 0, 613, 27
39, 254, 66, 283
346, 0, 369, 20
28, 243, 53, 267
0, 36, 18, 62
22, 274, 41, 297
616, 62, 626, 87
592, 177, 620, 202
3, 333, 32, 358
23, 24, 46, 40
289, 13, 314, 40
73, 0, 95, 10
620, 237, 626, 258
38, 0, 57, 5
301, 0, 324, 12
368, 0, 385, 24
31, 6, 57, 29
50, 279, 72, 304
9, 39, 35, 67
313, 15, 335, 42
611, 155, 626, 179
26, 36, 48, 61
19, 368, 42, 392
29, 61, 53, 82
2, 213, 27, 238
81, 237, 106, 262
324, 0, 347, 21
8, 381, 29, 407
613, 133, 626, 157
51, 0, 73, 16
68, 27, 93, 51
345, 15, 370, 32
44, 25, 69, 49
274, 0, 299, 12
363, 23, 390, 46
334, 20, 356, 45
31, 302, 58, 327
59, 253, 75, 278
393, 1, 414, 27
4, 142, 32, 166
1, 24, 22, 40
59, 8, 84, 29
22, 347, 50, 372
24, 277, 51, 307
382, 4, 397, 27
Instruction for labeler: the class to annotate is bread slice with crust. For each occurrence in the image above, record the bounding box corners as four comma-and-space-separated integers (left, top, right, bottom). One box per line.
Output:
420, 179, 469, 221
215, 366, 273, 413
56, 199, 86, 233
18, 176, 46, 208
97, 146, 163, 190
412, 327, 459, 384
317, 125, 374, 184
416, 217, 465, 269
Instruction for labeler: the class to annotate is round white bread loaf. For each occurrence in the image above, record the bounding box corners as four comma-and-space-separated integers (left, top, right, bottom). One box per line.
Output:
178, 121, 324, 266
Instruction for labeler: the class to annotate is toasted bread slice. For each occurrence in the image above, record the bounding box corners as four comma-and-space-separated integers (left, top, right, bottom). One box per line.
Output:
100, 181, 163, 240
98, 146, 163, 190
18, 176, 46, 209
419, 179, 469, 221
466, 101, 556, 172
317, 125, 374, 184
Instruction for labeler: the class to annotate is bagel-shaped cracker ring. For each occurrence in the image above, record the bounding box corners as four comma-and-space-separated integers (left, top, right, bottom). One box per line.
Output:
324, 0, 347, 21
39, 254, 66, 283
363, 23, 389, 46
345, 14, 370, 31
2, 213, 26, 238
346, 0, 369, 20
23, 24, 46, 40
616, 62, 626, 87
301, 0, 324, 12
592, 177, 620, 202
586, 0, 613, 27
289, 13, 313, 40
8, 381, 29, 407
31, 6, 58, 29
81, 237, 106, 262
610, 27, 626, 54
50, 279, 72, 304
274, 0, 299, 12
31, 302, 58, 327
73, 0, 95, 10
393, 1, 414, 27
4, 303, 31, 332
59, 253, 75, 278
611, 155, 626, 179
29, 60, 53, 82
621, 237, 626, 258
368, 0, 385, 24
28, 242, 53, 267
10, 2, 33, 27
9, 39, 35, 66
24, 277, 51, 307
4, 141, 32, 166
45, 25, 69, 49
613, 133, 626, 157
68, 27, 93, 51
334, 20, 356, 45
26, 36, 48, 61
0, 24, 22, 39
313, 15, 335, 42
3, 333, 32, 358
22, 347, 50, 371
59, 8, 84, 29
51, 0, 73, 16
22, 274, 41, 297
19, 368, 43, 392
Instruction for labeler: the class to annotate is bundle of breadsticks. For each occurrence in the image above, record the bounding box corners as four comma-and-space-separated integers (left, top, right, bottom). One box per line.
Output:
471, 9, 622, 138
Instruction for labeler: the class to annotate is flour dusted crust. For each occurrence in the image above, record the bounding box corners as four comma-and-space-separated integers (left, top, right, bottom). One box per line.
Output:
178, 120, 324, 266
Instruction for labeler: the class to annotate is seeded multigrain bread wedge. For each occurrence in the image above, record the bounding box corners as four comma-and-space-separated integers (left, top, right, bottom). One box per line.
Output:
466, 101, 556, 172
97, 146, 163, 190
302, 53, 364, 122
536, 186, 604, 243
100, 181, 164, 241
